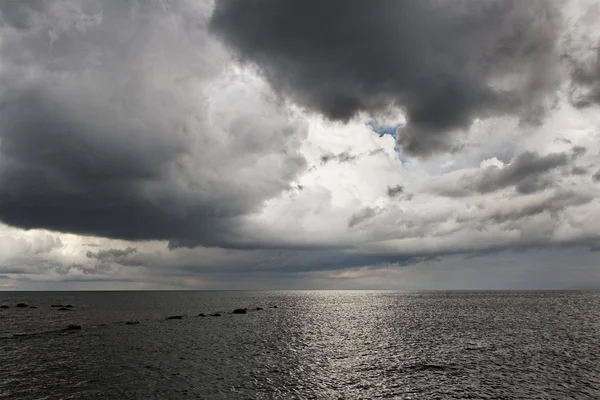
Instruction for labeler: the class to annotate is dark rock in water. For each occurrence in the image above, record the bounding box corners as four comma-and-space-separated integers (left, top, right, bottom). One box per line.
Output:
210, 313, 221, 317
0, 305, 9, 309
51, 305, 64, 308
64, 324, 81, 331
58, 307, 70, 311
232, 308, 247, 314
271, 305, 278, 309
197, 313, 206, 317
16, 303, 28, 308
125, 321, 140, 325
29, 306, 37, 309
255, 307, 263, 311
65, 305, 74, 308
166, 315, 183, 320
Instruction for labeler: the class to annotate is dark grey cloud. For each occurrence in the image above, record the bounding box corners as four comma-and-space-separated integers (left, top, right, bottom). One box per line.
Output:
348, 207, 378, 228
567, 42, 600, 108
571, 166, 588, 175
89, 245, 438, 277
593, 171, 600, 182
0, 1, 307, 248
86, 247, 138, 262
430, 151, 569, 197
320, 151, 357, 164
479, 189, 592, 224
572, 146, 587, 158
210, 0, 561, 155
387, 185, 404, 198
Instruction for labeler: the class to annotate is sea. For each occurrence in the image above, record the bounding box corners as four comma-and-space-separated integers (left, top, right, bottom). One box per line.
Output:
0, 291, 599, 399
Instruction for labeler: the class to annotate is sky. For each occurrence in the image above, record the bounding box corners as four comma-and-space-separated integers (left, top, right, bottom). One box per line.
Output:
0, 0, 600, 290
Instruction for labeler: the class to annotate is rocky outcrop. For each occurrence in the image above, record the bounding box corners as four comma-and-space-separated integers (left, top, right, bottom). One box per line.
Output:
166, 315, 183, 320
125, 321, 140, 325
197, 313, 206, 317
65, 324, 81, 331
232, 308, 247, 314
16, 303, 28, 308
210, 313, 221, 317
58, 307, 70, 311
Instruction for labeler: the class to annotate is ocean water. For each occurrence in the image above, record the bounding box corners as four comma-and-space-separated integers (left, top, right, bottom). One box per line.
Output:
1, 291, 599, 399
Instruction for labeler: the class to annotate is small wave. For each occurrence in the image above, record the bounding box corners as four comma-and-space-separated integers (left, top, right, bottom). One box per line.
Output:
386, 363, 458, 374
0, 327, 82, 341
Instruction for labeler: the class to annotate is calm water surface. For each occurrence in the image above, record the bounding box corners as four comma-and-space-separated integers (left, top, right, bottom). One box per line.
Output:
1, 291, 599, 399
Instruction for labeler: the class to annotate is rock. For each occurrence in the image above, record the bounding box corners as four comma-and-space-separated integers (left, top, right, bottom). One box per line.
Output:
0, 305, 9, 309
197, 313, 206, 317
58, 307, 70, 311
255, 307, 263, 311
65, 324, 81, 331
271, 305, 278, 309
232, 308, 247, 314
210, 313, 221, 317
166, 315, 183, 320
16, 303, 28, 308
51, 304, 64, 308
29, 306, 37, 309
65, 305, 74, 308
125, 321, 140, 325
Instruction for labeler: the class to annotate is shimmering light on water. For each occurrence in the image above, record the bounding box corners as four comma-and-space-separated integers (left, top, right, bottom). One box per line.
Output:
1, 291, 599, 399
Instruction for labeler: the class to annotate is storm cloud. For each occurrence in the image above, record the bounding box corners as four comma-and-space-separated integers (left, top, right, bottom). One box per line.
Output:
0, 1, 307, 247
210, 0, 562, 155
427, 151, 570, 197
562, 1, 600, 108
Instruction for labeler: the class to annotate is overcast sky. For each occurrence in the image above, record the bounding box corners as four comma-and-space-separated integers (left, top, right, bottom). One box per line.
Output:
1, 0, 600, 290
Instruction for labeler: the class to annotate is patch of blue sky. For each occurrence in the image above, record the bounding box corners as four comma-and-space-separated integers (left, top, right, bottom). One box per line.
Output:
366, 120, 407, 163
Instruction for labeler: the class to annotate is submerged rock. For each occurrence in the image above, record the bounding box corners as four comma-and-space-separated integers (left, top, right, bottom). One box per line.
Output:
0, 305, 9, 309
51, 305, 64, 308
58, 307, 70, 311
232, 308, 247, 314
255, 307, 263, 311
29, 306, 37, 309
65, 305, 74, 308
16, 303, 28, 308
125, 321, 140, 325
271, 305, 278, 309
166, 315, 183, 320
210, 313, 221, 317
197, 313, 206, 317
65, 324, 81, 331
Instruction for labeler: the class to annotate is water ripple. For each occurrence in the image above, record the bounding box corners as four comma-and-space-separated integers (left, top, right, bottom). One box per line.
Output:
0, 291, 599, 399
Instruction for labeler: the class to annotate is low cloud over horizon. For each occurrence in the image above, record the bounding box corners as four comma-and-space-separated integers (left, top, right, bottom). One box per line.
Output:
1, 0, 600, 290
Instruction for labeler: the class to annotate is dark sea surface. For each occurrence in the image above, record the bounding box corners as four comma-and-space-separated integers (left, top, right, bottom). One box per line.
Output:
1, 291, 599, 399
